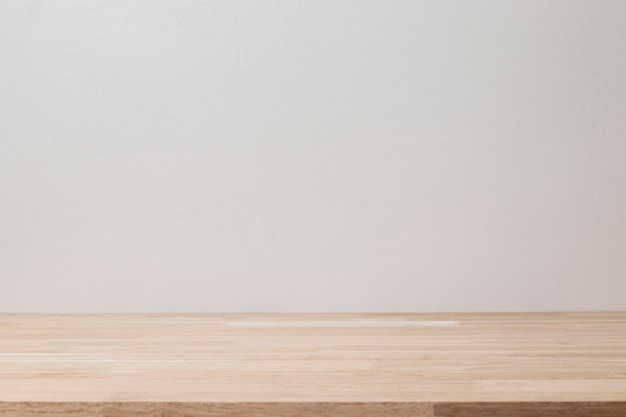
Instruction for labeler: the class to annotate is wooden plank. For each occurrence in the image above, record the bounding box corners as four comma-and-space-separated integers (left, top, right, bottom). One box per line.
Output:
0, 403, 102, 417
0, 402, 434, 417
434, 402, 626, 417
161, 402, 433, 417
0, 313, 624, 413
103, 403, 162, 417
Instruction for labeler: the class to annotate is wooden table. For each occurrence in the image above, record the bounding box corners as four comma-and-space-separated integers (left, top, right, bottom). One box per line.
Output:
1, 313, 625, 416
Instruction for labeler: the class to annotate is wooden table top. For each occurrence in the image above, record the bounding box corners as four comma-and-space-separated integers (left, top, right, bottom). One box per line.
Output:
1, 313, 625, 416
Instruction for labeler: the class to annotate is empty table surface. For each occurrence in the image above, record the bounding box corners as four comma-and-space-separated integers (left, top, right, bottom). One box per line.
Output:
0, 313, 625, 416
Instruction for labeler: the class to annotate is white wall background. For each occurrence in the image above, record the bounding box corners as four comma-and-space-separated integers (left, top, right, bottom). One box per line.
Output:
1, 0, 625, 312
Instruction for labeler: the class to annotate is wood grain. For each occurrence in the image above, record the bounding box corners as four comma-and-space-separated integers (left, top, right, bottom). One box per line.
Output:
1, 313, 625, 416
103, 403, 162, 417
161, 402, 433, 417
3, 402, 626, 417
435, 402, 626, 417
0, 403, 103, 417
0, 403, 434, 417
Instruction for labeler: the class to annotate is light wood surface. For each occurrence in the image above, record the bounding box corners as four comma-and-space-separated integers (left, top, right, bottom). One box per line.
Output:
1, 313, 625, 416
